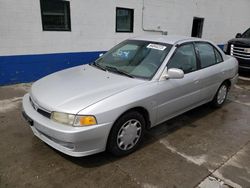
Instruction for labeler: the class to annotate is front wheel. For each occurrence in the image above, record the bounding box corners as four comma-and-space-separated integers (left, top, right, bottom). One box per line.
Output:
211, 83, 229, 107
107, 111, 145, 156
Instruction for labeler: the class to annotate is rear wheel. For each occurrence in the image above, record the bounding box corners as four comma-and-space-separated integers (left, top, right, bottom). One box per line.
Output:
107, 111, 145, 156
211, 82, 229, 107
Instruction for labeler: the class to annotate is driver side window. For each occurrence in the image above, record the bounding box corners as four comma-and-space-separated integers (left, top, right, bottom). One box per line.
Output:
167, 44, 197, 74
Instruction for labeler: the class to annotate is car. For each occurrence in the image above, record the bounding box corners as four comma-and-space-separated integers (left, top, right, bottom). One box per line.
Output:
224, 28, 250, 71
22, 35, 238, 157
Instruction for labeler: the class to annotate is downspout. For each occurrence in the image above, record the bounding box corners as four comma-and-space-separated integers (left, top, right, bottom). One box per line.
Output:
142, 0, 168, 35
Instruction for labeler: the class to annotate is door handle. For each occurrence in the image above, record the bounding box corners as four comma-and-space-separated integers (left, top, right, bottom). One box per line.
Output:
194, 80, 200, 84
193, 78, 200, 84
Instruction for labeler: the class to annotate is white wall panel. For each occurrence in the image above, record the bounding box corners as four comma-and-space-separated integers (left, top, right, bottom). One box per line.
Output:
0, 0, 250, 56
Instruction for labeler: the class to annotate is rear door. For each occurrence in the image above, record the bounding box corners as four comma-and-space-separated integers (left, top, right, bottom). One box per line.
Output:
194, 42, 225, 101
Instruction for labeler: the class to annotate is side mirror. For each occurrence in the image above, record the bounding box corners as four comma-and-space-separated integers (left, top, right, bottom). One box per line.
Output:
160, 68, 184, 80
99, 53, 104, 57
236, 33, 242, 38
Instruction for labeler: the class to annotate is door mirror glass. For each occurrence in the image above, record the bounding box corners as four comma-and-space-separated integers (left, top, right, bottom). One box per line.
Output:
236, 33, 242, 38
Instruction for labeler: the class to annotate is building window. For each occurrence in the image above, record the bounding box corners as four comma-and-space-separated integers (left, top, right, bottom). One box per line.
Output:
191, 17, 204, 38
116, 7, 134, 33
40, 0, 71, 31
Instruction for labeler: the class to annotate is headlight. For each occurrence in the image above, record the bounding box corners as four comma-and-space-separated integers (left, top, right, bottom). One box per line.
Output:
51, 112, 97, 126
51, 112, 75, 125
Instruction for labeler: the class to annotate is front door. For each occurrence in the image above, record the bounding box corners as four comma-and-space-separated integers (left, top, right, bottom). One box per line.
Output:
155, 43, 203, 124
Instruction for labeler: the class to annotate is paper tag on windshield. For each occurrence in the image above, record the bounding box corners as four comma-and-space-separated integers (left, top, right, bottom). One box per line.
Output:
147, 43, 166, 51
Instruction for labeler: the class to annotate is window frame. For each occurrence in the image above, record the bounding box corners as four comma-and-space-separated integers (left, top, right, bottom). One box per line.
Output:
167, 42, 200, 74
194, 42, 224, 69
116, 7, 134, 33
40, 0, 71, 32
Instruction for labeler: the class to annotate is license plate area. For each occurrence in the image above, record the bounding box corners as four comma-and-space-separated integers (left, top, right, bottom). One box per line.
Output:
22, 111, 34, 126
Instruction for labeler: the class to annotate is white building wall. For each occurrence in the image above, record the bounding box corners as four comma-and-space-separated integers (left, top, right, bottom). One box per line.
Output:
0, 0, 250, 56
143, 0, 250, 43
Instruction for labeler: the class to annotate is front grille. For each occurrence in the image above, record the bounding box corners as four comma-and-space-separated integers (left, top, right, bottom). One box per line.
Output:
37, 108, 51, 118
230, 45, 250, 60
29, 97, 51, 119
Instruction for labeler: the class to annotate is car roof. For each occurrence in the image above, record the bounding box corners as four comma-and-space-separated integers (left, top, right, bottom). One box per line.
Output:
131, 35, 203, 45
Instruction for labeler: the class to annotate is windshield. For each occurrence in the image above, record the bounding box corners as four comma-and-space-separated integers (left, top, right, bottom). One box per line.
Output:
93, 40, 172, 79
242, 28, 250, 38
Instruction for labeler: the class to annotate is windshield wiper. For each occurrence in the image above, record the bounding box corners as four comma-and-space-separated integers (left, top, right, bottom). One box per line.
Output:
105, 66, 134, 78
91, 63, 134, 78
91, 61, 106, 71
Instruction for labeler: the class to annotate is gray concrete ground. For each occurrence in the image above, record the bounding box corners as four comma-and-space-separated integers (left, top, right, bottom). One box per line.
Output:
0, 76, 249, 188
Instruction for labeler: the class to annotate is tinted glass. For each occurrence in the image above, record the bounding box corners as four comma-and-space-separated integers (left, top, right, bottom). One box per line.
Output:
214, 48, 223, 63
196, 43, 216, 68
116, 8, 133, 32
41, 0, 71, 31
242, 28, 250, 38
94, 40, 172, 79
168, 44, 197, 74
191, 17, 204, 38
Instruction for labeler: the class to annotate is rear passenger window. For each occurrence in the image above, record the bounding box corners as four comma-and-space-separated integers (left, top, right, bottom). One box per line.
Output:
214, 48, 223, 63
168, 44, 197, 74
196, 43, 216, 68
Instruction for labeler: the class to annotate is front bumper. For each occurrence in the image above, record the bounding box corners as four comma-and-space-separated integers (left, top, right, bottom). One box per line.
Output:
22, 94, 113, 157
235, 57, 250, 71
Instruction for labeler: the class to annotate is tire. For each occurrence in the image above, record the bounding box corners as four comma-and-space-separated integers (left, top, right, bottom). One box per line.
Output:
107, 111, 145, 156
211, 82, 229, 108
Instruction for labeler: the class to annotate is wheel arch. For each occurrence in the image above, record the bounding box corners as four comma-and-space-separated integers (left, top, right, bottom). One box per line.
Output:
213, 79, 231, 99
106, 106, 151, 154
223, 79, 232, 89
112, 106, 151, 131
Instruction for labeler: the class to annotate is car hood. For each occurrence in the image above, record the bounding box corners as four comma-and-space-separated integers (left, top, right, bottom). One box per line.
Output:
229, 38, 250, 46
30, 65, 145, 114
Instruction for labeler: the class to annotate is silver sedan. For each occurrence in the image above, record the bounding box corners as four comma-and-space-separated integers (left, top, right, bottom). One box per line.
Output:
22, 36, 238, 157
